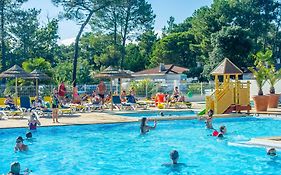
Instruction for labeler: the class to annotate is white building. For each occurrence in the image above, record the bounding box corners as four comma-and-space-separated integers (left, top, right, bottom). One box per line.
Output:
133, 63, 188, 82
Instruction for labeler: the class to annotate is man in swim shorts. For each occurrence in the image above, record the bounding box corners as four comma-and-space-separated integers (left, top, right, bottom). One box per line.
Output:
97, 81, 107, 104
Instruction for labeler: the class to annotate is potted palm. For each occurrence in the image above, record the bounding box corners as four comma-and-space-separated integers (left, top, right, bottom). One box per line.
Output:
249, 52, 269, 111
267, 64, 281, 108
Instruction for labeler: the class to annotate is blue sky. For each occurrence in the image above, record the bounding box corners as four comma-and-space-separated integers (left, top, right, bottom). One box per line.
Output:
22, 0, 212, 42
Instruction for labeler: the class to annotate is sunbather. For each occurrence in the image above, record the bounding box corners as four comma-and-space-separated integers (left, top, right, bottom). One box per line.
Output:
121, 90, 127, 102
14, 136, 28, 152
32, 96, 46, 110
129, 87, 136, 96
173, 87, 180, 100
72, 82, 81, 104
140, 117, 157, 134
5, 95, 16, 110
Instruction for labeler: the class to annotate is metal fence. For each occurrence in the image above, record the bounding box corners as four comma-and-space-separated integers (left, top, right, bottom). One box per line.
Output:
0, 82, 215, 99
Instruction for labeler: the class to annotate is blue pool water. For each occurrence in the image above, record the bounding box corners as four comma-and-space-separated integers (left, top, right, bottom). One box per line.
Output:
117, 110, 196, 118
1, 117, 281, 174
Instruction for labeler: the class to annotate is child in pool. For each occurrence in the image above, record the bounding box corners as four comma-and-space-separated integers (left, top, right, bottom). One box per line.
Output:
28, 112, 41, 130
205, 110, 214, 129
140, 117, 157, 134
212, 125, 227, 136
14, 136, 28, 152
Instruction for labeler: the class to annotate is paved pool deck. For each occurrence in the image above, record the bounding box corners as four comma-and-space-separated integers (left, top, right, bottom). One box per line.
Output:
0, 105, 249, 129
250, 108, 281, 116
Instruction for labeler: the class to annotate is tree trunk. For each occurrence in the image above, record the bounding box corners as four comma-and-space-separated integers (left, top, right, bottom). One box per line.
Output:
72, 2, 110, 82
120, 4, 131, 69
0, 0, 6, 72
72, 10, 95, 82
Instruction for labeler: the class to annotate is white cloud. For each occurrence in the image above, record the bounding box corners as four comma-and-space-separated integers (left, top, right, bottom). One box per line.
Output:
58, 38, 75, 46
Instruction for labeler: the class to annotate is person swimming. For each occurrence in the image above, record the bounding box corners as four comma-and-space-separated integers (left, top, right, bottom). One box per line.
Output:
14, 136, 28, 152
162, 150, 187, 167
212, 125, 227, 137
28, 112, 41, 130
140, 117, 157, 134
206, 109, 214, 129
160, 112, 164, 117
7, 162, 21, 175
26, 132, 32, 140
7, 162, 31, 175
267, 148, 277, 156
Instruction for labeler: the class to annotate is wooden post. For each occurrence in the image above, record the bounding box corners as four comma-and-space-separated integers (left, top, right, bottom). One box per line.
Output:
15, 77, 18, 106
110, 78, 113, 111
36, 79, 38, 97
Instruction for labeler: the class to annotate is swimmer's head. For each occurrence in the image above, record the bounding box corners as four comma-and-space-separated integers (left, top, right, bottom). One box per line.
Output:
141, 117, 147, 127
220, 126, 227, 134
10, 162, 20, 174
16, 136, 23, 143
267, 148, 277, 156
160, 112, 164, 116
26, 132, 32, 139
170, 150, 179, 164
208, 109, 214, 117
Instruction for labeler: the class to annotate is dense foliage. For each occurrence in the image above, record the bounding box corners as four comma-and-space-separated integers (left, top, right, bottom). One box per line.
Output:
1, 0, 281, 84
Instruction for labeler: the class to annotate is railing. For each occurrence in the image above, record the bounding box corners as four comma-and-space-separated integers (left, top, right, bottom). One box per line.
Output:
206, 81, 250, 114
0, 82, 215, 99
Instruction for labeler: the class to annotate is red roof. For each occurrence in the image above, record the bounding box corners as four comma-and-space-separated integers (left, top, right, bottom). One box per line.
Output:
133, 64, 188, 75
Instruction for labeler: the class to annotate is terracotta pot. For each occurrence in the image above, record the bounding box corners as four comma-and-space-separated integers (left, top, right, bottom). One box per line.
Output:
268, 94, 280, 108
253, 95, 269, 111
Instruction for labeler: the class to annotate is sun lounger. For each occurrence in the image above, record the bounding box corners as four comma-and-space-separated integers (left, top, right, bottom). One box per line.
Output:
168, 101, 192, 109
20, 96, 33, 112
112, 96, 134, 110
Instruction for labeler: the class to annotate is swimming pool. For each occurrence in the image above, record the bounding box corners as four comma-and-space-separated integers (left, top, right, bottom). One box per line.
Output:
117, 110, 196, 118
1, 117, 281, 174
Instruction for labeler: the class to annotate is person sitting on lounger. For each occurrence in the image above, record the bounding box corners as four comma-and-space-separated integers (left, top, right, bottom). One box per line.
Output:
14, 136, 28, 152
162, 150, 187, 167
91, 91, 101, 104
5, 95, 16, 110
173, 87, 180, 100
140, 117, 157, 134
28, 112, 41, 130
120, 90, 127, 102
129, 87, 136, 97
32, 96, 46, 110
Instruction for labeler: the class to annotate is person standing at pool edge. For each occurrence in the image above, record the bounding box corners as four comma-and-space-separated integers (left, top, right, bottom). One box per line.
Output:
140, 117, 157, 134
58, 81, 66, 101
97, 81, 106, 105
52, 89, 60, 123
